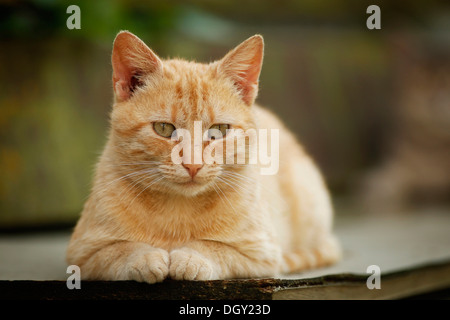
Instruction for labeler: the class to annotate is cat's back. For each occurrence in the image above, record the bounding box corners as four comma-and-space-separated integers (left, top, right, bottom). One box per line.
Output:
252, 103, 334, 247
252, 104, 306, 158
252, 104, 285, 131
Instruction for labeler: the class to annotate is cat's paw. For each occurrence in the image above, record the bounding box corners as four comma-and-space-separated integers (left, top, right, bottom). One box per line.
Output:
169, 248, 217, 280
125, 246, 169, 284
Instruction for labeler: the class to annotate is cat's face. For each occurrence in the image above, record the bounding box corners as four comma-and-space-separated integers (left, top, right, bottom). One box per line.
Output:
109, 32, 263, 197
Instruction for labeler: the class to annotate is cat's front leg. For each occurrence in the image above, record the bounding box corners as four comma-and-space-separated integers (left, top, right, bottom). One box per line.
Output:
169, 247, 219, 280
122, 243, 170, 283
72, 241, 170, 284
169, 240, 281, 280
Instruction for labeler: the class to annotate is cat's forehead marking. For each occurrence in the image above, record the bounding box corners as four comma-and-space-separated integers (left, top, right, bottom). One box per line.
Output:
175, 81, 183, 100
170, 102, 177, 124
207, 103, 215, 124
186, 72, 200, 117
165, 62, 214, 124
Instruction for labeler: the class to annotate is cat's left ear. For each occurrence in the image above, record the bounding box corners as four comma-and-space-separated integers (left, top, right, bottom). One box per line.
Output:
112, 31, 162, 102
218, 35, 264, 106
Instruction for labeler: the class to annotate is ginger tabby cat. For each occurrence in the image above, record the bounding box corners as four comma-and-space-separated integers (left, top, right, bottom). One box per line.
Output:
66, 31, 340, 283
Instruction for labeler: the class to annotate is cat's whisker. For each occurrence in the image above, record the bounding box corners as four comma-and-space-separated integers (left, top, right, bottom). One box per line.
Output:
220, 174, 269, 206
217, 175, 252, 194
221, 174, 284, 214
216, 176, 239, 194
221, 170, 288, 207
217, 173, 250, 190
104, 161, 161, 166
118, 171, 162, 203
211, 182, 227, 212
125, 176, 165, 212
120, 175, 153, 206
213, 180, 238, 215
93, 167, 158, 196
221, 170, 257, 184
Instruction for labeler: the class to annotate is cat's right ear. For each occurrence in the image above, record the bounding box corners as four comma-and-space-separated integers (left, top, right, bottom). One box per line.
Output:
112, 31, 162, 102
217, 35, 264, 106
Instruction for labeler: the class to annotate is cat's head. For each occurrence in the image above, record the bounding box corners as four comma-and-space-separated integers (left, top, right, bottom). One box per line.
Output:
108, 31, 264, 197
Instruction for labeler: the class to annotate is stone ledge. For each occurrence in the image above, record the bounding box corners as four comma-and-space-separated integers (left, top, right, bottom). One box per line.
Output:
2, 260, 449, 300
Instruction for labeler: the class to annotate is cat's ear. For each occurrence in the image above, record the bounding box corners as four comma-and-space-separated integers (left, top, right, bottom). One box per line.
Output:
112, 31, 162, 102
218, 35, 264, 106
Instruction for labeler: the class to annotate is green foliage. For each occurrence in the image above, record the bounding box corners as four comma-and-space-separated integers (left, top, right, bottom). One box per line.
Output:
0, 0, 180, 42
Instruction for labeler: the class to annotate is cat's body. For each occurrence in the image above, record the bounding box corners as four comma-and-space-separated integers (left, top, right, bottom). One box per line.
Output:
66, 32, 340, 282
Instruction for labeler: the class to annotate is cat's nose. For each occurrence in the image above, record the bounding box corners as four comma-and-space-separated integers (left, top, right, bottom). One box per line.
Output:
182, 163, 203, 178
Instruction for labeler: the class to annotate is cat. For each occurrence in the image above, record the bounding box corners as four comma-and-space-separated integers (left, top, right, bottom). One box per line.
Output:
66, 31, 341, 283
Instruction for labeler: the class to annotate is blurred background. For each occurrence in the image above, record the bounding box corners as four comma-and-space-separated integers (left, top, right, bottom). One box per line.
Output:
0, 0, 449, 229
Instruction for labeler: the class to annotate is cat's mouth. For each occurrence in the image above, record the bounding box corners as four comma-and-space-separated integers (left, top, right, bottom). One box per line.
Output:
162, 174, 207, 190
169, 174, 220, 195
162, 176, 215, 197
179, 180, 200, 186
156, 164, 220, 195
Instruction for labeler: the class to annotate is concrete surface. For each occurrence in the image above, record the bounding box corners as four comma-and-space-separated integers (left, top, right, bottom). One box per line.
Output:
1, 208, 449, 282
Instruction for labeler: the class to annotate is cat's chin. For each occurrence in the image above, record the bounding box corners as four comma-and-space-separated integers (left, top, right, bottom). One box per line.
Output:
161, 180, 214, 197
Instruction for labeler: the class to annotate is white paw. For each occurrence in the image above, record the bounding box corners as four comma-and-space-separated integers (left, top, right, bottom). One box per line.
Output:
125, 246, 169, 284
169, 248, 217, 280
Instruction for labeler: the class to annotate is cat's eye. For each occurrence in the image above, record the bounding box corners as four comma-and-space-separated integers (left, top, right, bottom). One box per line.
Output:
153, 122, 176, 138
208, 124, 230, 140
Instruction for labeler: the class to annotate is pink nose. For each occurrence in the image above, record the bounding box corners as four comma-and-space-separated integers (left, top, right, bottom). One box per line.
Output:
182, 163, 203, 178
